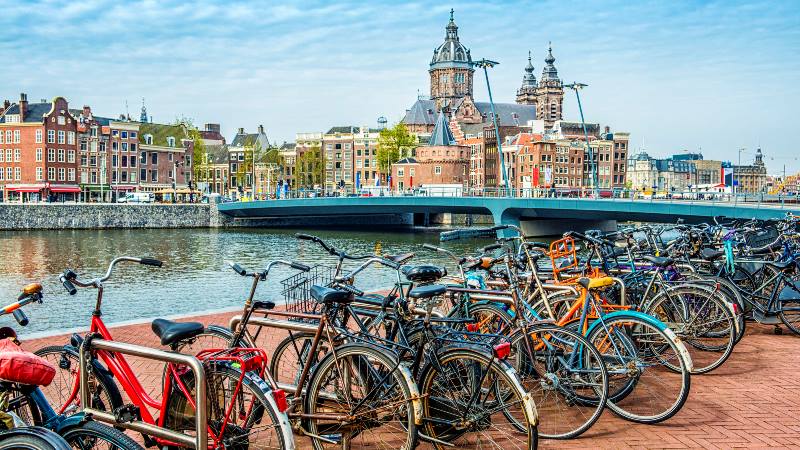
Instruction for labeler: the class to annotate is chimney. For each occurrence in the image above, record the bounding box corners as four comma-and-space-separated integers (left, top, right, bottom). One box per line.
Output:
258, 124, 264, 134
204, 123, 220, 133
82, 105, 91, 117
238, 127, 244, 135
19, 93, 28, 119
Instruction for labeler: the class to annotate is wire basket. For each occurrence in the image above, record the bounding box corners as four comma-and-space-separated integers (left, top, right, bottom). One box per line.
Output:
280, 265, 337, 316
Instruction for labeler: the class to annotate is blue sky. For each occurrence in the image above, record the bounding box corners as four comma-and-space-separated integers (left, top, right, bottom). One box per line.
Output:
1, 0, 798, 173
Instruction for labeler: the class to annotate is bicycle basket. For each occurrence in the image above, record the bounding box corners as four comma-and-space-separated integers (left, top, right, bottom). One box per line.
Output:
280, 265, 336, 316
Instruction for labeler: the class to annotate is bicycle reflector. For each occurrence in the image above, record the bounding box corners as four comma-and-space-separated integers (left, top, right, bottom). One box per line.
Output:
493, 342, 511, 360
466, 323, 479, 332
272, 389, 289, 412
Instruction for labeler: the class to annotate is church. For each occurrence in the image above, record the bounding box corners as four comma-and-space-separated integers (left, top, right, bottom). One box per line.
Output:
402, 10, 564, 134
402, 10, 566, 189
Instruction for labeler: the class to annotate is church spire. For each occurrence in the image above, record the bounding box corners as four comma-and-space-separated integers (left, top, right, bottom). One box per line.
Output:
541, 42, 559, 82
522, 50, 536, 87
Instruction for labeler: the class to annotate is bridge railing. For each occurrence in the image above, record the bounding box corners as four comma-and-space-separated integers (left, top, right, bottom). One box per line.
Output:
232, 187, 799, 209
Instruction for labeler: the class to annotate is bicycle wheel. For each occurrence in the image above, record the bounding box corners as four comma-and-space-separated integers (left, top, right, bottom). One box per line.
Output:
163, 362, 290, 450
646, 285, 736, 374
60, 420, 144, 449
464, 303, 514, 335
0, 427, 70, 450
33, 346, 122, 416
173, 326, 243, 354
303, 344, 418, 450
269, 332, 330, 396
779, 299, 800, 335
418, 347, 537, 450
509, 323, 608, 439
586, 315, 691, 424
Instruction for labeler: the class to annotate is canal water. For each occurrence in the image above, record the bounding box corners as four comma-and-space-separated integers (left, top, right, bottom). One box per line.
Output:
0, 228, 495, 336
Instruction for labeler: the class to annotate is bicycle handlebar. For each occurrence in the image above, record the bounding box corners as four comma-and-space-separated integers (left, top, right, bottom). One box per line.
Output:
228, 260, 311, 278
60, 275, 77, 296
12, 309, 28, 326
296, 233, 372, 260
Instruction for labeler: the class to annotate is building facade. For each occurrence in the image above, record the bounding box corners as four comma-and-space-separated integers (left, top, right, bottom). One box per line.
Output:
322, 126, 357, 192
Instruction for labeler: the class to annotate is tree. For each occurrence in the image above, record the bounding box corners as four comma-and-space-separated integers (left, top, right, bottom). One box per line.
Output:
376, 123, 417, 173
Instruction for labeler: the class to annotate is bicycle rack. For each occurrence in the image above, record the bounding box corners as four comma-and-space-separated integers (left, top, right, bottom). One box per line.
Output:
79, 338, 208, 449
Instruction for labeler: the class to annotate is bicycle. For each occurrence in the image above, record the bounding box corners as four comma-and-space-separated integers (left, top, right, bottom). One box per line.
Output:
0, 282, 143, 449
36, 257, 294, 450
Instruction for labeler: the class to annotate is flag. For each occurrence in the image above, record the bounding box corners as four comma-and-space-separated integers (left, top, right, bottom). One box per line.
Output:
722, 167, 734, 186
533, 167, 540, 186
356, 171, 361, 190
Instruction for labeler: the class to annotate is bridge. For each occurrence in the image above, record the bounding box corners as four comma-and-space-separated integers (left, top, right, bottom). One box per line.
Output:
217, 196, 800, 235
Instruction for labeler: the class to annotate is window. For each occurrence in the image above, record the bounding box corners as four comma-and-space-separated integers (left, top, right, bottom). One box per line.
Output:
144, 134, 153, 145
57, 130, 65, 144
168, 153, 173, 162
130, 171, 136, 183
91, 127, 98, 137
131, 132, 137, 139
47, 148, 55, 162
130, 156, 136, 167
0, 169, 4, 180
57, 116, 65, 125
112, 171, 117, 182
121, 156, 128, 168
140, 151, 146, 164
14, 149, 20, 162
121, 171, 127, 182
14, 167, 21, 180
35, 129, 42, 143
112, 155, 118, 167
130, 143, 136, 152
81, 154, 87, 166
112, 142, 118, 151
6, 167, 11, 180
151, 153, 157, 164
122, 142, 128, 152
58, 149, 65, 162
67, 131, 75, 145
121, 131, 128, 139
397, 168, 404, 177
67, 150, 75, 163
168, 169, 173, 179
90, 172, 97, 184
5, 131, 11, 143
151, 169, 158, 182
58, 167, 65, 181
81, 172, 88, 183
0, 132, 3, 144
0, 150, 4, 162
68, 168, 75, 181
47, 167, 55, 180
167, 137, 175, 147
13, 130, 20, 143
140, 169, 146, 181
112, 130, 118, 137
90, 155, 97, 167
47, 130, 55, 143
6, 149, 12, 162
80, 141, 87, 151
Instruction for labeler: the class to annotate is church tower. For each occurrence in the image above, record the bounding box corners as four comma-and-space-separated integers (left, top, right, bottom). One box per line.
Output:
516, 51, 538, 106
536, 43, 564, 128
429, 9, 474, 111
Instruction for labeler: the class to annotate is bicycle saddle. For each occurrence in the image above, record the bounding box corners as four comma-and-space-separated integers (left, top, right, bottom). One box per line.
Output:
642, 255, 674, 268
151, 319, 204, 346
701, 248, 725, 261
401, 265, 447, 283
408, 284, 447, 299
310, 285, 352, 304
577, 277, 614, 290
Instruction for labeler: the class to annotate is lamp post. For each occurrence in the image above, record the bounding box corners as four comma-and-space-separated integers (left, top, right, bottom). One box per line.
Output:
564, 82, 596, 196
475, 58, 510, 196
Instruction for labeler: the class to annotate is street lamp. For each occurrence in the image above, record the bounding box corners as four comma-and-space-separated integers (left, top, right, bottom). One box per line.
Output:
475, 58, 511, 196
564, 82, 596, 196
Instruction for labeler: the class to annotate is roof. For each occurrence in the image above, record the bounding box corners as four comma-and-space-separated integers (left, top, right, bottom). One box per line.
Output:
395, 157, 418, 164
231, 133, 259, 147
0, 102, 52, 123
428, 113, 455, 146
204, 144, 228, 162
471, 101, 537, 127
199, 130, 225, 142
431, 11, 472, 70
279, 142, 296, 150
139, 122, 188, 147
402, 99, 437, 125
325, 126, 359, 134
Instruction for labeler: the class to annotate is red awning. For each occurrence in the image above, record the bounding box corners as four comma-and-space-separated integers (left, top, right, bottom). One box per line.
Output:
50, 186, 81, 193
8, 187, 42, 193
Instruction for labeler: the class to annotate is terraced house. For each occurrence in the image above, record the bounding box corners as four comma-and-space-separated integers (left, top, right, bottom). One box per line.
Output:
137, 122, 193, 194
0, 94, 81, 202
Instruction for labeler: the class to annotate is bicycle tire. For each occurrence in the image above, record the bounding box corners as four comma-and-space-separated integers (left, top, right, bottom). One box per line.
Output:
303, 344, 418, 450
586, 315, 691, 424
779, 300, 800, 336
269, 332, 330, 396
0, 427, 70, 450
417, 347, 537, 449
34, 345, 122, 416
60, 420, 144, 450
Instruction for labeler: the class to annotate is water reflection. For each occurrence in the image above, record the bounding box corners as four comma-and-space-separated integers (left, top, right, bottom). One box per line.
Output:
0, 228, 493, 336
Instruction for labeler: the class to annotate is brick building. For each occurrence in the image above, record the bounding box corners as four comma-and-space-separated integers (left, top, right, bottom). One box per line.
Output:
76, 107, 113, 201
322, 126, 357, 192
0, 94, 82, 202
228, 125, 269, 197
353, 126, 381, 188
137, 122, 192, 195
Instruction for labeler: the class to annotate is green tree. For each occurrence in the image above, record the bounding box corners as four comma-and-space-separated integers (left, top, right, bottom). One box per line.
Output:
376, 123, 417, 173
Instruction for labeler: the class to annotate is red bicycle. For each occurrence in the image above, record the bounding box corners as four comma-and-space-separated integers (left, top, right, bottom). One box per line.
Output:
35, 256, 294, 450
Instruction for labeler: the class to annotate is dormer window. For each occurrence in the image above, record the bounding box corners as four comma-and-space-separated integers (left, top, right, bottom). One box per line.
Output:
143, 134, 153, 145
167, 137, 175, 147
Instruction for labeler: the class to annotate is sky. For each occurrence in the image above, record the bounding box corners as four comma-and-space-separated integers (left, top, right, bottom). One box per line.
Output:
1, 0, 798, 174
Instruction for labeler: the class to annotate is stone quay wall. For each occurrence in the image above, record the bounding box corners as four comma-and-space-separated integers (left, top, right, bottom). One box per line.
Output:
0, 203, 412, 230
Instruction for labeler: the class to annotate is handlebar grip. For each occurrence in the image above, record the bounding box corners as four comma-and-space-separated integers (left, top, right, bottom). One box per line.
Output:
340, 284, 364, 297
291, 262, 311, 272
481, 243, 502, 253
295, 233, 315, 241
490, 225, 509, 231
13, 309, 28, 326
422, 243, 439, 251
229, 262, 247, 276
60, 276, 77, 296
382, 259, 400, 270
139, 258, 163, 267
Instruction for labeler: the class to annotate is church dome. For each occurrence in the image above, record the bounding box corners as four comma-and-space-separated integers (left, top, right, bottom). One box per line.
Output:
430, 9, 473, 69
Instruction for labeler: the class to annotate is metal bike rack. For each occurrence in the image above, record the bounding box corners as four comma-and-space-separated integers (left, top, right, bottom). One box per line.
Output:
79, 338, 207, 449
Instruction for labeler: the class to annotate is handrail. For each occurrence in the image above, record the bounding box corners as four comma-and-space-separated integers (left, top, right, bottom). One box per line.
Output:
79, 338, 207, 449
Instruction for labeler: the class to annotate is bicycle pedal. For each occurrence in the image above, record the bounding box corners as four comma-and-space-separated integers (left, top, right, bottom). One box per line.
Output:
113, 404, 141, 423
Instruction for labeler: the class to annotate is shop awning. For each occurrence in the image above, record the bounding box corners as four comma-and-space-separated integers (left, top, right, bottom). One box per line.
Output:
50, 186, 81, 193
155, 189, 175, 194
5, 184, 46, 193
111, 185, 137, 191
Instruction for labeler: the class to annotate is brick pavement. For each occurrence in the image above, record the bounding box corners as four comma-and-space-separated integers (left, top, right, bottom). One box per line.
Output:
22, 312, 800, 449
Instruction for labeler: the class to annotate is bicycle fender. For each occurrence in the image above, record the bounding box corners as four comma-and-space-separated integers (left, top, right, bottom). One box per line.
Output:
49, 412, 88, 435
498, 359, 538, 426
586, 311, 694, 373
0, 426, 71, 450
396, 362, 424, 426
249, 376, 296, 450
